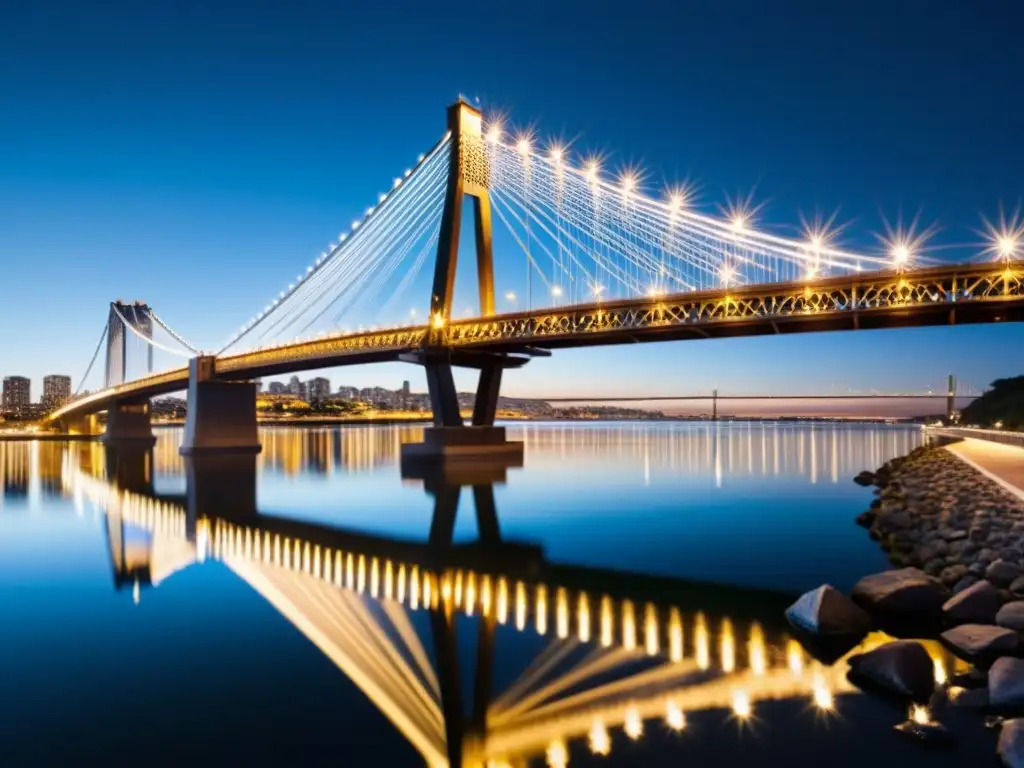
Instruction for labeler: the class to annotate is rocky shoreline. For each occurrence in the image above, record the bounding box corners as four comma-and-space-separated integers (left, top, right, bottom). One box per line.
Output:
787, 441, 1024, 766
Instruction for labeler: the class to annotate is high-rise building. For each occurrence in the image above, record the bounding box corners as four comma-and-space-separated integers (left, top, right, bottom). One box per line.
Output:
306, 377, 331, 403
42, 375, 72, 409
267, 382, 286, 395
287, 375, 303, 397
2, 376, 31, 412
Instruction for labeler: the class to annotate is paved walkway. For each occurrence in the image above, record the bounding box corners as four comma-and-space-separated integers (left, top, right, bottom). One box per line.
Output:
946, 438, 1024, 502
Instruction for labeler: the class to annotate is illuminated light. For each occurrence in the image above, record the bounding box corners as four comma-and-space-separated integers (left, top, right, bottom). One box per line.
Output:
396, 564, 406, 604
732, 690, 752, 720
454, 570, 464, 608
545, 740, 568, 768
486, 122, 502, 143
592, 284, 604, 297
720, 264, 735, 286
306, 266, 314, 274
346, 553, 355, 589
892, 243, 911, 265
370, 557, 380, 598
812, 675, 835, 712
404, 168, 412, 177
551, 285, 563, 297
669, 608, 683, 662
431, 312, 445, 329
620, 171, 638, 195
585, 159, 600, 182
600, 595, 614, 647
536, 585, 548, 635
465, 572, 476, 616
910, 704, 932, 725
644, 603, 659, 655
410, 567, 421, 609
695, 613, 710, 670
505, 291, 517, 302
748, 623, 767, 676
515, 581, 527, 630
132, 579, 140, 606
351, 220, 360, 230
720, 618, 735, 673
480, 575, 492, 617
378, 193, 386, 204
668, 191, 685, 213
340, 233, 348, 242
934, 658, 947, 685
588, 719, 611, 755
496, 578, 509, 625
556, 587, 569, 638
624, 707, 644, 740
577, 593, 591, 642
999, 235, 1018, 258
441, 574, 453, 604
516, 136, 531, 155
622, 600, 637, 650
809, 233, 823, 251
730, 213, 747, 233
417, 153, 425, 162
666, 701, 687, 731
549, 145, 564, 164
647, 285, 664, 298
365, 206, 375, 216
393, 177, 402, 188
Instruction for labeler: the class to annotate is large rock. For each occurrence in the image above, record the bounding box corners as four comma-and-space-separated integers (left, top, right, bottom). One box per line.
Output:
989, 560, 1024, 588
943, 580, 1001, 625
999, 602, 1024, 632
785, 584, 871, 639
990, 658, 1024, 710
854, 470, 875, 487
1001, 720, 1024, 768
847, 640, 935, 702
942, 624, 1018, 661
851, 568, 947, 625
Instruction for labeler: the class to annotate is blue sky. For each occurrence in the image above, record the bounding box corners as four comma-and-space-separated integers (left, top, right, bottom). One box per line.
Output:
1, 0, 1022, 406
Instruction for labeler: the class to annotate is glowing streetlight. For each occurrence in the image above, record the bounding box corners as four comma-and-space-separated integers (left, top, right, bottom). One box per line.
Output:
668, 191, 685, 213
585, 159, 600, 183
504, 291, 517, 304
431, 312, 445, 329
551, 285, 563, 297
666, 701, 687, 731
999, 235, 1018, 259
891, 243, 911, 266
549, 145, 564, 164
516, 136, 531, 155
588, 719, 611, 755
624, 707, 644, 740
620, 171, 638, 195
486, 122, 502, 144
730, 213, 747, 234
732, 691, 752, 719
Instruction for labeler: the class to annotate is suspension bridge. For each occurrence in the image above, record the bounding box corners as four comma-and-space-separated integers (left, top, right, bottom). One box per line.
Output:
47, 100, 1024, 461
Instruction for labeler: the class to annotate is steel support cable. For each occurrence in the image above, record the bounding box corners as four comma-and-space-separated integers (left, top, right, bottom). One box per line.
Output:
293, 171, 448, 336
491, 142, 883, 270
326, 195, 445, 328
216, 134, 451, 354
250, 154, 447, 341
149, 311, 201, 354
494, 162, 685, 294
226, 134, 451, 350
490, 190, 569, 291
74, 324, 109, 396
290, 185, 447, 338
109, 304, 192, 358
249, 156, 449, 345
375, 222, 441, 322
494, 186, 642, 295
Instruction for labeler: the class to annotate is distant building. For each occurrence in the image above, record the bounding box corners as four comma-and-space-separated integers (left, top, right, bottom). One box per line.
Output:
254, 379, 264, 394
287, 375, 303, 397
2, 376, 30, 412
306, 377, 331, 403
336, 385, 359, 401
267, 382, 286, 395
42, 375, 72, 409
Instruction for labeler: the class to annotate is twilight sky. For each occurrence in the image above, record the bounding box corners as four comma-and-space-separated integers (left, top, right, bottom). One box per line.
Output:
1, 0, 1022, 413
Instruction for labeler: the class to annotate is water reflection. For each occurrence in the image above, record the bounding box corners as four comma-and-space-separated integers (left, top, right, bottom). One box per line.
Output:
141, 422, 921, 484
42, 436, 957, 768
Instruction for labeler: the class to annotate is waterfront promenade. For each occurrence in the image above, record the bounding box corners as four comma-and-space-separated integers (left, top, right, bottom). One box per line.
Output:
946, 437, 1024, 502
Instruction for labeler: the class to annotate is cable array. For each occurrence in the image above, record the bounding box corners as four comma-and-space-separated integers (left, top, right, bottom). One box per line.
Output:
218, 134, 451, 355
486, 136, 888, 309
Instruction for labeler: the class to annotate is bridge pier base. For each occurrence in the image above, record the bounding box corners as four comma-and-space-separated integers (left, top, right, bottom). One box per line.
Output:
401, 358, 523, 468
103, 402, 156, 446
60, 413, 102, 437
180, 356, 261, 455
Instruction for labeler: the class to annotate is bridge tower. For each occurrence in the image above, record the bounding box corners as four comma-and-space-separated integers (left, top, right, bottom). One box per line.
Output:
947, 374, 957, 423
402, 100, 528, 467
105, 301, 154, 388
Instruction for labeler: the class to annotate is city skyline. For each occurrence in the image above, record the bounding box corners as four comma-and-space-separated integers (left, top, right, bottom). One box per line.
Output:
2, 2, 1023, 403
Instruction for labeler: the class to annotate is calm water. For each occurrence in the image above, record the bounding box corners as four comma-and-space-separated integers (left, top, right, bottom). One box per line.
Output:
0, 422, 994, 765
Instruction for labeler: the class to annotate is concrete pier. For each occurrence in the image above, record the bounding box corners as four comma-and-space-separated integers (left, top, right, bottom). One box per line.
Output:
103, 401, 156, 445
179, 356, 261, 455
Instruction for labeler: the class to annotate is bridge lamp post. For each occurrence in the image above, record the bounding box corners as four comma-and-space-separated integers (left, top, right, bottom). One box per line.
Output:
999, 235, 1018, 264
891, 243, 911, 274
